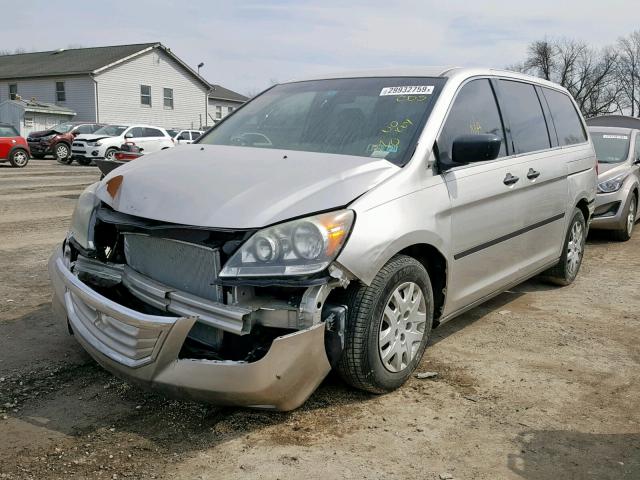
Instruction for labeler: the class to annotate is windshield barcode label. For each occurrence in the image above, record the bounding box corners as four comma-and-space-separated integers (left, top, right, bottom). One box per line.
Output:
380, 85, 434, 96
602, 135, 628, 140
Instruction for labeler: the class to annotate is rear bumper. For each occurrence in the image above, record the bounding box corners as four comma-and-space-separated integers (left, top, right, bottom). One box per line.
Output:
48, 247, 331, 410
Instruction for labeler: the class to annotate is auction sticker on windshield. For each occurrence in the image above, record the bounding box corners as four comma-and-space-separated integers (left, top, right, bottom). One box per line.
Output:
602, 135, 629, 140
380, 85, 434, 96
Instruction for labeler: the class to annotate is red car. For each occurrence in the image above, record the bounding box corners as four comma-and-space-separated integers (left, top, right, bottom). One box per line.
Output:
27, 122, 104, 163
0, 123, 30, 168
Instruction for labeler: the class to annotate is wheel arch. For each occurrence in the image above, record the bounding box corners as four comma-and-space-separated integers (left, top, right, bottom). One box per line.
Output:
9, 145, 30, 158
576, 197, 591, 224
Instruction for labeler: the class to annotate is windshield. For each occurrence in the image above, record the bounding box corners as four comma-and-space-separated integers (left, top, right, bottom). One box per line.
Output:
94, 125, 127, 136
198, 77, 445, 166
51, 122, 74, 134
591, 131, 631, 163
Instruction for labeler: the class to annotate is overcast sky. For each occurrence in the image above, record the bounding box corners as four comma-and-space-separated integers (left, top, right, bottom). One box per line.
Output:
0, 0, 637, 95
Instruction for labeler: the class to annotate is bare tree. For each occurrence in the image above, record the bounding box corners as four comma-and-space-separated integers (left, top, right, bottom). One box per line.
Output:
513, 38, 620, 117
616, 31, 640, 116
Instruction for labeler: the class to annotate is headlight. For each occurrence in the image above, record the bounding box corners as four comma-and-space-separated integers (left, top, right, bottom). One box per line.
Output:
69, 182, 100, 249
40, 134, 55, 141
87, 141, 101, 147
219, 210, 355, 278
597, 174, 626, 193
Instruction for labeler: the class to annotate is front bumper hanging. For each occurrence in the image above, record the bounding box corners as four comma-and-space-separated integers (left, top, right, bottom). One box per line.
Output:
48, 248, 332, 411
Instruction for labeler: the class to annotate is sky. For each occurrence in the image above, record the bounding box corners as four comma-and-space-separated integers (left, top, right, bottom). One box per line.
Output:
0, 0, 638, 96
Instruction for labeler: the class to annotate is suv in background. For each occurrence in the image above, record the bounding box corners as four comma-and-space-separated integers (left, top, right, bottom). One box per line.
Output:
27, 122, 104, 163
172, 129, 204, 144
72, 125, 174, 164
0, 123, 30, 168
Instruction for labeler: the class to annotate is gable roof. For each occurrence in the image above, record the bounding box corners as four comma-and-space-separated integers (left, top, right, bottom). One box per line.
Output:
0, 43, 158, 79
209, 84, 248, 102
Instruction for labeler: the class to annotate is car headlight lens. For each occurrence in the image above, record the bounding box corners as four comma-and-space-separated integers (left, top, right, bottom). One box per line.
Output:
87, 141, 101, 147
219, 210, 355, 277
69, 182, 100, 249
597, 174, 626, 193
40, 134, 55, 141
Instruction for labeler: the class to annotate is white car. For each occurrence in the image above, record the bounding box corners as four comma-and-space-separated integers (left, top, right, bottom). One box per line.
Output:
171, 129, 204, 145
72, 124, 174, 164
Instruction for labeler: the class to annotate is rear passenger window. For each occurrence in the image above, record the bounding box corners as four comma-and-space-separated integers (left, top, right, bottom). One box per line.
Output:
498, 80, 550, 154
542, 88, 587, 146
143, 128, 163, 137
438, 79, 506, 165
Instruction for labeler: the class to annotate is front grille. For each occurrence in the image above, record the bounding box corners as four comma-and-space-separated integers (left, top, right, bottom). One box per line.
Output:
123, 233, 223, 302
73, 142, 84, 147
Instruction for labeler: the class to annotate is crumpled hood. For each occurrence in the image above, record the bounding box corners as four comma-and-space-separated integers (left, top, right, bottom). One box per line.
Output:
75, 134, 115, 142
97, 144, 399, 229
28, 129, 58, 138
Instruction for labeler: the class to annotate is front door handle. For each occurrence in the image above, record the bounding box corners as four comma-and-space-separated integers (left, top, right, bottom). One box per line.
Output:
503, 173, 519, 186
527, 168, 541, 180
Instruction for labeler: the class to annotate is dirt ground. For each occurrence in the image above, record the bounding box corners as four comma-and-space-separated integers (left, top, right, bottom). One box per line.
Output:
0, 159, 638, 480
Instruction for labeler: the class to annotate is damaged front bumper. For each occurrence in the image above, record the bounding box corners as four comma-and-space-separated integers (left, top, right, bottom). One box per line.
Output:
48, 248, 332, 411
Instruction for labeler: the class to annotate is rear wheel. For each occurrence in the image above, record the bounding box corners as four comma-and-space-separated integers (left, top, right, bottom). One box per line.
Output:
544, 208, 586, 286
337, 255, 434, 393
54, 143, 71, 163
9, 148, 29, 168
611, 194, 636, 242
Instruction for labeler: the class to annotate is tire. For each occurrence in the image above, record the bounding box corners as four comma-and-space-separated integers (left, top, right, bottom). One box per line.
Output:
104, 148, 117, 161
337, 255, 434, 394
610, 194, 636, 242
54, 143, 71, 163
543, 208, 586, 286
9, 148, 29, 168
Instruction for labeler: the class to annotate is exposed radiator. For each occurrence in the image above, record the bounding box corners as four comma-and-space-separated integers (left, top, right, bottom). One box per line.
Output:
123, 233, 222, 302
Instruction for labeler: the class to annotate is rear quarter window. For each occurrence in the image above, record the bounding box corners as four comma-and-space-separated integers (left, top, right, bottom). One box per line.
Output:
542, 88, 587, 146
498, 80, 551, 154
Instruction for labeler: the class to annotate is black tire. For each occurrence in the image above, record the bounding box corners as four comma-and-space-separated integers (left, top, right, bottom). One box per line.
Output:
9, 148, 29, 168
75, 157, 93, 166
104, 148, 117, 161
54, 143, 71, 163
610, 194, 637, 242
543, 208, 586, 286
337, 255, 434, 393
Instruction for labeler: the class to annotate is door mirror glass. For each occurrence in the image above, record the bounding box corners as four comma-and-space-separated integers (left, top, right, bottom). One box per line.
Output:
452, 134, 502, 164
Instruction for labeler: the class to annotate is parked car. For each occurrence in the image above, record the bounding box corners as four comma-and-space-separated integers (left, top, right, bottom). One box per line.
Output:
27, 122, 104, 163
585, 119, 640, 241
71, 124, 173, 165
173, 129, 204, 144
94, 143, 144, 179
0, 123, 30, 168
49, 67, 596, 411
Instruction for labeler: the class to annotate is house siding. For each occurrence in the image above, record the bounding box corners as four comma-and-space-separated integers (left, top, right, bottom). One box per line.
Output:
207, 98, 243, 125
0, 75, 96, 122
95, 49, 208, 129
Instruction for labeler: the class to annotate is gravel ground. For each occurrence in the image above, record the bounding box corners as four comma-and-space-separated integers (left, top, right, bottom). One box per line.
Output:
0, 160, 638, 479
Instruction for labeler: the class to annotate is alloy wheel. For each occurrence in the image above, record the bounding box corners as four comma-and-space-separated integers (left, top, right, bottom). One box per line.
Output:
56, 144, 69, 160
378, 281, 427, 373
13, 151, 28, 167
566, 221, 584, 277
627, 197, 636, 236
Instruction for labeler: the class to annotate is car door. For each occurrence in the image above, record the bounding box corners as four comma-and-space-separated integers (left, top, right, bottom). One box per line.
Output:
0, 125, 17, 159
439, 78, 531, 314
127, 127, 146, 151
143, 127, 166, 152
176, 131, 190, 144
493, 80, 568, 271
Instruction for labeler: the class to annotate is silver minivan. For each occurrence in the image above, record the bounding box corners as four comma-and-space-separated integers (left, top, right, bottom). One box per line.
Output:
49, 67, 596, 410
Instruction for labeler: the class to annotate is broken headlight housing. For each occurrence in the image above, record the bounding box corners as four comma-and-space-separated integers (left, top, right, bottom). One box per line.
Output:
69, 182, 100, 249
220, 210, 354, 277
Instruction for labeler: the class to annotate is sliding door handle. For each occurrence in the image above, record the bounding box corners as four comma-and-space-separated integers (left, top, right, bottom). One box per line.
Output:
503, 173, 519, 186
527, 168, 541, 180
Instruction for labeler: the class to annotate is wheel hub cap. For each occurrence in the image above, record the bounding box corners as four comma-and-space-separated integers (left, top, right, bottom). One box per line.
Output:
378, 282, 426, 373
566, 221, 584, 277
627, 198, 636, 235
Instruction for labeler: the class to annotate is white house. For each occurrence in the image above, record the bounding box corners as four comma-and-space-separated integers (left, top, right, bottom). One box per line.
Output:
0, 43, 246, 131
208, 84, 248, 123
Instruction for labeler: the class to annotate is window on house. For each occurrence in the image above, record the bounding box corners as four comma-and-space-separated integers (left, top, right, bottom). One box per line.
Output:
140, 85, 151, 106
215, 105, 222, 119
9, 84, 17, 100
228, 106, 234, 114
56, 82, 66, 102
163, 88, 174, 108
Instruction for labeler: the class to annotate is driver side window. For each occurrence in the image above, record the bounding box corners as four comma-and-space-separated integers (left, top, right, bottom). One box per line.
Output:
437, 79, 506, 166
128, 127, 145, 138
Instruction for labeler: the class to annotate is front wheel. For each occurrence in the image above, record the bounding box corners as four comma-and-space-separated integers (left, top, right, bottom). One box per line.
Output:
543, 208, 586, 286
9, 148, 29, 168
337, 255, 434, 393
611, 194, 636, 242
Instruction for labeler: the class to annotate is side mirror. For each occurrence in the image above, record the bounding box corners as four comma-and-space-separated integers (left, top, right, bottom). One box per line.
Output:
124, 133, 133, 139
452, 134, 502, 164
